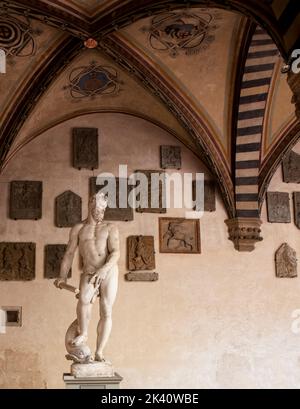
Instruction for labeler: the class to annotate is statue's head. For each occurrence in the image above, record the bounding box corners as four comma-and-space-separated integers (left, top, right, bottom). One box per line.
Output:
89, 192, 108, 223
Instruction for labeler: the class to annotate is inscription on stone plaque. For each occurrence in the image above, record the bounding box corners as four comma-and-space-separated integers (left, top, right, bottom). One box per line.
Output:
193, 180, 216, 212
73, 128, 99, 170
55, 191, 82, 228
90, 177, 133, 221
275, 243, 297, 278
294, 192, 300, 229
127, 236, 155, 271
0, 243, 36, 281
159, 218, 201, 254
135, 170, 166, 214
44, 245, 71, 279
160, 145, 182, 169
10, 181, 42, 220
267, 192, 291, 223
282, 150, 300, 183
125, 272, 159, 282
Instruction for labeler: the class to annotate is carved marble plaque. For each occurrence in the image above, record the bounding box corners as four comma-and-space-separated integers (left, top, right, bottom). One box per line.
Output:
125, 272, 159, 282
267, 192, 291, 223
55, 191, 82, 228
44, 245, 71, 279
294, 192, 300, 229
127, 236, 155, 271
135, 170, 166, 213
282, 151, 300, 183
160, 145, 181, 169
73, 127, 99, 170
193, 180, 216, 212
10, 181, 42, 220
275, 243, 297, 278
0, 243, 36, 281
159, 218, 201, 254
90, 177, 134, 221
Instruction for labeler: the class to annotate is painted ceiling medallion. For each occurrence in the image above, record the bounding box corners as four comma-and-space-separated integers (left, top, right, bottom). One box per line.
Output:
84, 38, 98, 49
141, 10, 221, 58
65, 62, 121, 99
0, 14, 39, 58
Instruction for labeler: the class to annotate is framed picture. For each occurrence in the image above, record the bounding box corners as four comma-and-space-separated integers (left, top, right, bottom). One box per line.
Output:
159, 218, 201, 254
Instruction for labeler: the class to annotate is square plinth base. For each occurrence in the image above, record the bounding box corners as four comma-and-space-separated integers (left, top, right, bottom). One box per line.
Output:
63, 373, 123, 389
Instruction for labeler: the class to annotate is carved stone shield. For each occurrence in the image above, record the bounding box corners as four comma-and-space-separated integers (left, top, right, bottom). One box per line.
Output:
160, 145, 182, 169
55, 191, 82, 228
275, 243, 297, 278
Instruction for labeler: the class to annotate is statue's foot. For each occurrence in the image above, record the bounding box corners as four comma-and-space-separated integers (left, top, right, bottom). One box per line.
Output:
95, 352, 105, 362
72, 334, 88, 347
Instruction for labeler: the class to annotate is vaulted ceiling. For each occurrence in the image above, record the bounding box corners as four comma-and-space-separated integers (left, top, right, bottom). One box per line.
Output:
0, 0, 299, 222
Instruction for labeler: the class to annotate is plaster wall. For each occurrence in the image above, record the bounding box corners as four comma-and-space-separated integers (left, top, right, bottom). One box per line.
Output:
0, 113, 300, 389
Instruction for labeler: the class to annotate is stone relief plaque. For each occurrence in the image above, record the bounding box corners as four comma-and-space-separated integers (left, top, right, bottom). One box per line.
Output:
193, 180, 216, 212
294, 192, 300, 229
90, 177, 134, 221
282, 151, 300, 183
125, 272, 159, 282
55, 191, 82, 228
0, 243, 36, 281
159, 218, 201, 254
44, 245, 71, 279
127, 236, 155, 271
275, 243, 297, 278
73, 127, 99, 170
135, 170, 167, 214
10, 181, 42, 220
267, 192, 291, 223
160, 145, 182, 169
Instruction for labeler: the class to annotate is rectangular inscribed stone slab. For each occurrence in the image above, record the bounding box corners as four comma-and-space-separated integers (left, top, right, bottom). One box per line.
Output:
160, 145, 182, 169
0, 243, 36, 281
55, 191, 82, 228
282, 151, 300, 183
193, 180, 216, 212
44, 245, 71, 279
267, 192, 291, 223
294, 192, 300, 229
127, 236, 155, 271
10, 181, 42, 220
135, 170, 167, 213
73, 128, 99, 170
90, 177, 134, 221
125, 272, 159, 282
159, 218, 201, 254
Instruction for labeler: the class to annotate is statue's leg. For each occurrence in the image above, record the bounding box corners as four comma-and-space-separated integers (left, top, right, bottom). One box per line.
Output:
95, 268, 118, 361
72, 273, 95, 346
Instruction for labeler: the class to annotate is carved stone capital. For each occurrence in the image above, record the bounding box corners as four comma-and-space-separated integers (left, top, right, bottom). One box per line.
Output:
288, 72, 300, 119
225, 218, 263, 252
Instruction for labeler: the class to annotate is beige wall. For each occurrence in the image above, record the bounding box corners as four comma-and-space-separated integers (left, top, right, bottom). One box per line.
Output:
1, 113, 300, 389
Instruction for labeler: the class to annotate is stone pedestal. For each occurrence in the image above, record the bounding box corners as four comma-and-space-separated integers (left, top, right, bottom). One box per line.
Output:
63, 373, 123, 389
71, 361, 114, 378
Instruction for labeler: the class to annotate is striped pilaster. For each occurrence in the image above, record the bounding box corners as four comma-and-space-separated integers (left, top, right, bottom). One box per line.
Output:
235, 26, 278, 218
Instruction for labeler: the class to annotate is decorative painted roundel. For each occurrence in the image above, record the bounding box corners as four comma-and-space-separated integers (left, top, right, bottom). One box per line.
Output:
66, 62, 121, 99
0, 15, 36, 57
141, 11, 222, 58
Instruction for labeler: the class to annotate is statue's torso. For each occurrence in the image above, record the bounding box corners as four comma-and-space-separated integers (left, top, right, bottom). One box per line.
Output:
78, 222, 109, 273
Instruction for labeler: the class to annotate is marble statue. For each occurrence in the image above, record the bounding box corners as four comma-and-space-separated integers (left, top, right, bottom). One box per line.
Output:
54, 192, 120, 377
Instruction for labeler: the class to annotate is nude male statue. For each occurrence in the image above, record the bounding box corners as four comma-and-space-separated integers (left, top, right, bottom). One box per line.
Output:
54, 192, 120, 362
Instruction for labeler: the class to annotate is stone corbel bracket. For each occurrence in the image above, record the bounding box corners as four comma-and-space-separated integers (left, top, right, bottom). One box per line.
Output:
225, 218, 263, 252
